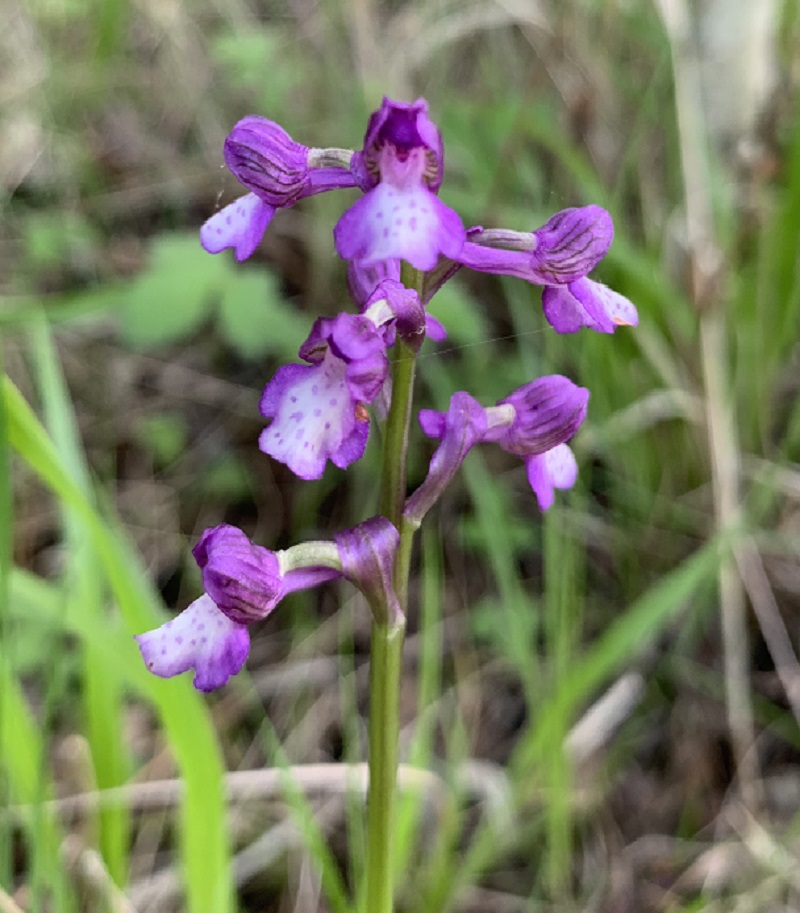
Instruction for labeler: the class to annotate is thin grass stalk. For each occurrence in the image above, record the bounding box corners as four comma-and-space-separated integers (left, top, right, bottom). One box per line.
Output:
655, 0, 759, 804
0, 344, 12, 889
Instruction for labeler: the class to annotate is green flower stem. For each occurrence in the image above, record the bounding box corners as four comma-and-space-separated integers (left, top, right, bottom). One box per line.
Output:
366, 263, 423, 913
365, 617, 405, 913
379, 336, 417, 527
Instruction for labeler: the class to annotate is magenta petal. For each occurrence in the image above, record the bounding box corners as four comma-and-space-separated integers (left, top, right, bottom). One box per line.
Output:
454, 243, 533, 279
542, 279, 638, 334
334, 185, 465, 271
347, 259, 401, 308
365, 280, 426, 341
495, 375, 589, 456
362, 97, 444, 191
283, 565, 342, 593
541, 283, 601, 333
300, 313, 390, 402
329, 417, 369, 470
335, 516, 402, 625
406, 392, 488, 525
418, 409, 447, 439
135, 594, 250, 692
193, 525, 285, 625
223, 117, 309, 206
573, 278, 639, 329
200, 193, 275, 262
525, 444, 578, 511
425, 314, 447, 342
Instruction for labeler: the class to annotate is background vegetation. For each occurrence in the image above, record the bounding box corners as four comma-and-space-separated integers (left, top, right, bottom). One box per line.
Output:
3, 0, 800, 910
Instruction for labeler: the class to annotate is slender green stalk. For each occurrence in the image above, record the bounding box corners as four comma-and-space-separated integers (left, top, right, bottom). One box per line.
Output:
365, 262, 423, 913
379, 336, 417, 527
365, 619, 405, 913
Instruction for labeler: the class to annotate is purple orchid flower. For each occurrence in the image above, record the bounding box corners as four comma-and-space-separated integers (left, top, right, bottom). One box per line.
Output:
406, 375, 588, 522
334, 98, 466, 271
455, 206, 638, 333
135, 525, 340, 691
201, 117, 358, 262
136, 520, 400, 691
259, 311, 391, 480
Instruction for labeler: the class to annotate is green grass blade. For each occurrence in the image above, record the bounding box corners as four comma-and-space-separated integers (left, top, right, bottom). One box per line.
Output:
516, 538, 722, 774
2, 374, 234, 913
28, 314, 129, 883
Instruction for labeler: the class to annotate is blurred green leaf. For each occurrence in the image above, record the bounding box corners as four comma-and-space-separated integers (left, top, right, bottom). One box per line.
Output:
201, 453, 252, 500
426, 279, 489, 348
218, 269, 307, 359
117, 232, 305, 359
118, 233, 221, 348
135, 413, 188, 467
23, 211, 98, 271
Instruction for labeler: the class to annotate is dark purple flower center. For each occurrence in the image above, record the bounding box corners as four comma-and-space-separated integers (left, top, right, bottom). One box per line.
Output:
377, 108, 425, 152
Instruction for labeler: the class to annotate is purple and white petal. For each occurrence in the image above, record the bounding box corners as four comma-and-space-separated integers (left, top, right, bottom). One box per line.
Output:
455, 207, 612, 286
347, 259, 401, 309
405, 392, 488, 525
362, 97, 444, 191
540, 283, 594, 333
454, 243, 534, 280
200, 193, 275, 262
335, 516, 402, 626
525, 444, 578, 511
135, 594, 250, 692
259, 357, 368, 480
425, 314, 447, 342
576, 278, 639, 328
301, 313, 390, 403
334, 184, 465, 271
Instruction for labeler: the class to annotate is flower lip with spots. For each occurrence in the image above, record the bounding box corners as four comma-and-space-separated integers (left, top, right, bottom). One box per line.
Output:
135, 593, 251, 692
200, 116, 357, 262
200, 193, 275, 263
334, 98, 465, 271
135, 525, 345, 691
259, 312, 390, 480
542, 277, 639, 333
